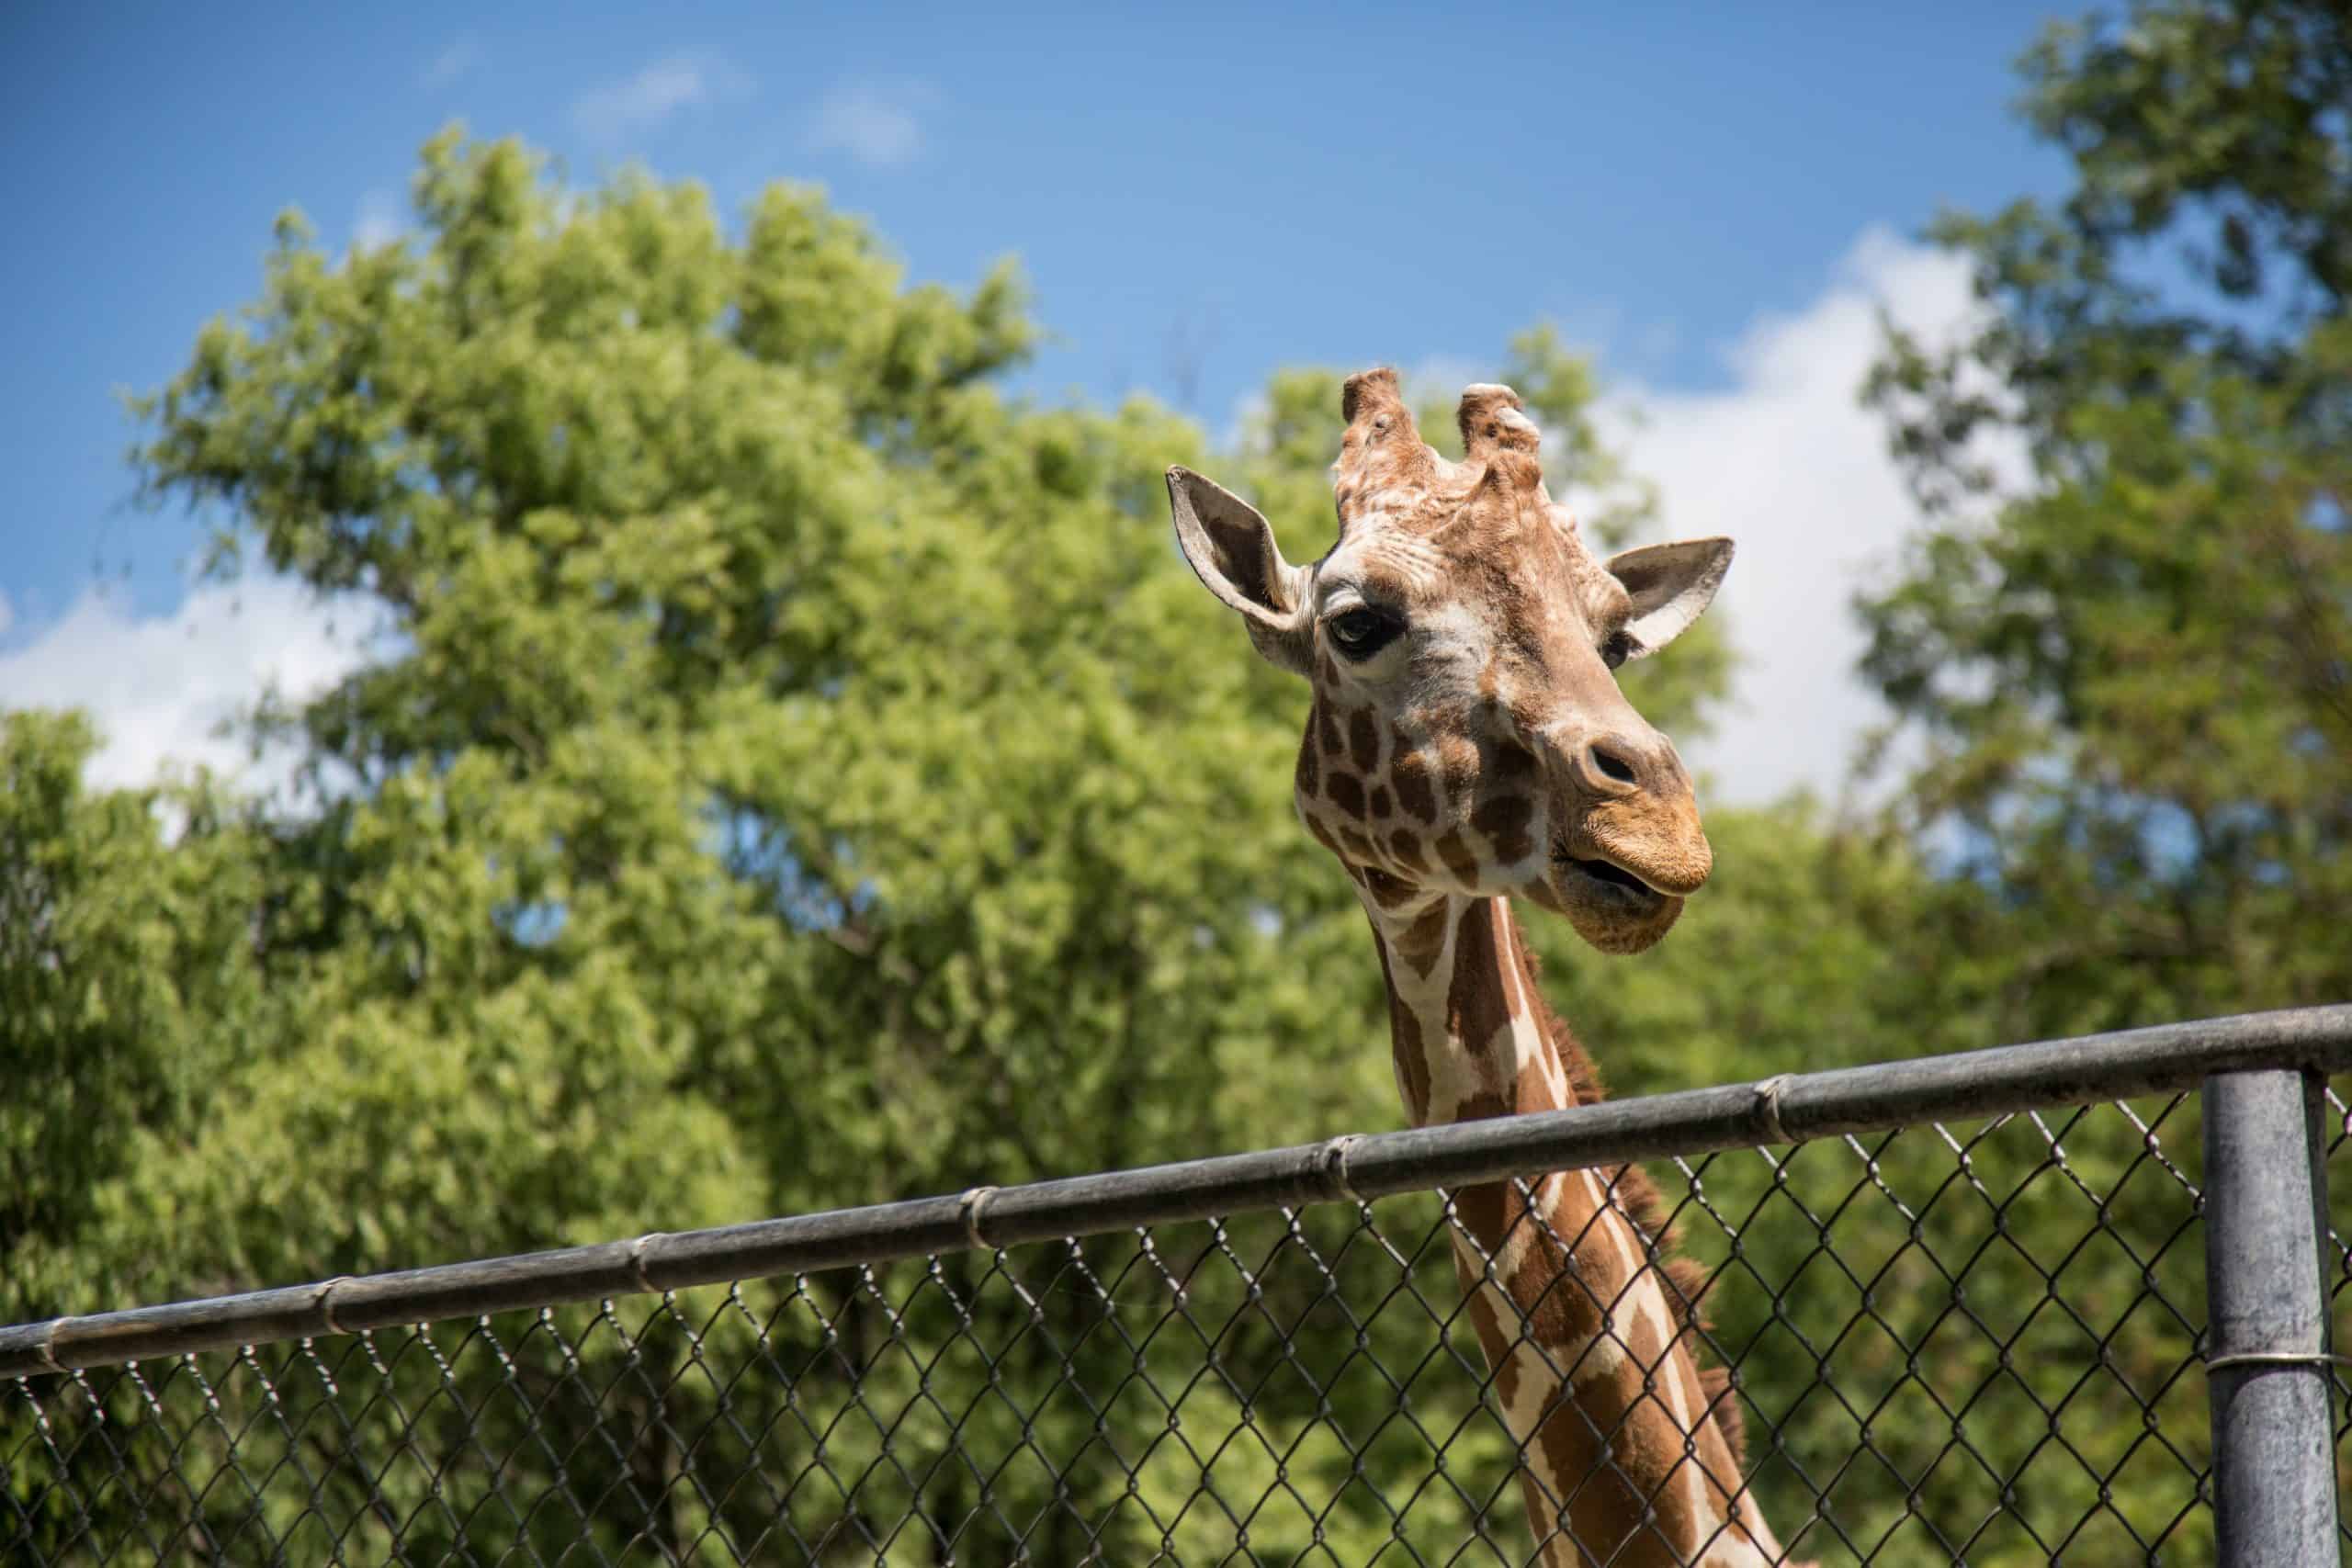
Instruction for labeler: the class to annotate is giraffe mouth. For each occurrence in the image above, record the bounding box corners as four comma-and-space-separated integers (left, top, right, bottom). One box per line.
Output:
1566, 855, 1652, 893
1554, 846, 1668, 903
1543, 841, 1687, 953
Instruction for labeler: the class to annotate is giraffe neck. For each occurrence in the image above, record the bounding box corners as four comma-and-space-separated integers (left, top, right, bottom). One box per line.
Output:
1364, 892, 1788, 1568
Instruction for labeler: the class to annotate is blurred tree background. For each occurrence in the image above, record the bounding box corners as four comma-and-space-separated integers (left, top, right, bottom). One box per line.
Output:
4, 1, 2346, 1562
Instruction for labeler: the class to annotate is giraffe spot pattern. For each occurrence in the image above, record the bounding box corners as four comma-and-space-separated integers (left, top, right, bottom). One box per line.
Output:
1295, 733, 1319, 799
1434, 828, 1482, 888
1375, 942, 1433, 1123
1400, 903, 1451, 970
1392, 751, 1438, 823
1451, 1186, 1702, 1562
1473, 794, 1536, 864
1417, 901, 1742, 1564
1292, 374, 1777, 1568
1327, 773, 1367, 820
1347, 709, 1381, 774
1493, 740, 1538, 781
1453, 1187, 1597, 1348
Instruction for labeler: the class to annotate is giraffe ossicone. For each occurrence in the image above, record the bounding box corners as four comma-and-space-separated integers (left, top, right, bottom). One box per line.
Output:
1169, 367, 1804, 1566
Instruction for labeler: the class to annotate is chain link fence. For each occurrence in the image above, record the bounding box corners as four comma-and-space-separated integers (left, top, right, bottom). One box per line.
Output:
7, 1010, 2349, 1565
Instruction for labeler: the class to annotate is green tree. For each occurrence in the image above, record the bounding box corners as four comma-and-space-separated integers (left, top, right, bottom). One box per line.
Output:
16, 32, 2323, 1546
0, 712, 270, 1314
8, 116, 1875, 1558
1826, 3, 2352, 1554
1864, 0, 2352, 1039
10, 129, 1567, 1561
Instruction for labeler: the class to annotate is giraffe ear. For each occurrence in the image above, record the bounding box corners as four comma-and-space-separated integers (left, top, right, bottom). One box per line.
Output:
1604, 537, 1734, 660
1166, 467, 1313, 675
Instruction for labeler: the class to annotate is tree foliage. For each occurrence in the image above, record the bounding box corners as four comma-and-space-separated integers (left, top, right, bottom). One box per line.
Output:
1864, 0, 2352, 1040
7, 6, 2348, 1550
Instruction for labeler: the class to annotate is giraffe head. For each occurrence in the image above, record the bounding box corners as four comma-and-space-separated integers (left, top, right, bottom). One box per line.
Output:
1169, 367, 1732, 954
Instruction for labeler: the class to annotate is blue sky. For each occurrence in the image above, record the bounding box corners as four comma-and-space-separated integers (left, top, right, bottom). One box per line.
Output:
0, 2, 2070, 800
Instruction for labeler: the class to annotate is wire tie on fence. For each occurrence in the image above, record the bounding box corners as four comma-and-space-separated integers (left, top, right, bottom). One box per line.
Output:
629, 1234, 668, 1296
959, 1186, 999, 1251
32, 1317, 69, 1375
311, 1277, 352, 1337
2203, 1349, 2352, 1373
1320, 1135, 1366, 1205
1751, 1074, 1794, 1146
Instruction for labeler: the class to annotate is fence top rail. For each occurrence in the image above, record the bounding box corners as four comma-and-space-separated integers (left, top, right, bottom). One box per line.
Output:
6, 1003, 2347, 1381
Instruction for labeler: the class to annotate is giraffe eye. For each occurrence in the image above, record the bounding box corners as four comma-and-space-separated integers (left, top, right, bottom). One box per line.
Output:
1601, 631, 1634, 670
1328, 607, 1402, 660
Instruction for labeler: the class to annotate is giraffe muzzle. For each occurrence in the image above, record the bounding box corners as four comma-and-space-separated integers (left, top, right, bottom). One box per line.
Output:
1532, 831, 1686, 954
1539, 790, 1712, 953
1554, 849, 1668, 901
1565, 777, 1714, 898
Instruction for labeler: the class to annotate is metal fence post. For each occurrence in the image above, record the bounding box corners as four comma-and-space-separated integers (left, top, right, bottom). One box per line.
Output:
2203, 1068, 2339, 1564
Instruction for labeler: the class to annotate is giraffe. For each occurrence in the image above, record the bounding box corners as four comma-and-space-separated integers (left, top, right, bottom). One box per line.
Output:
1165, 367, 1799, 1566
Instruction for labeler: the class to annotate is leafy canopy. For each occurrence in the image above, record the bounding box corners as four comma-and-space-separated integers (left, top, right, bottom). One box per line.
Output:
1864, 0, 2352, 1037
20, 20, 2343, 1542
8, 126, 1849, 1562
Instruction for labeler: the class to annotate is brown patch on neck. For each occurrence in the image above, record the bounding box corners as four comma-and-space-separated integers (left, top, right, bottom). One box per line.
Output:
1442, 899, 1510, 1084
1371, 897, 1755, 1516
1373, 931, 1432, 1124
1388, 899, 1452, 977
1509, 923, 1753, 1474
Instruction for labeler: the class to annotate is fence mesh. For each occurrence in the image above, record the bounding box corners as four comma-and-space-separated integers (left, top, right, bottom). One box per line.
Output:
8, 1089, 2348, 1565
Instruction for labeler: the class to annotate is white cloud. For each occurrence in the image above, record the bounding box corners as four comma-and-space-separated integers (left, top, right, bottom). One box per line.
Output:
0, 587, 13, 639
804, 80, 933, 168
0, 575, 369, 797
1605, 226, 2021, 807
571, 53, 751, 145
353, 188, 404, 252
423, 33, 483, 91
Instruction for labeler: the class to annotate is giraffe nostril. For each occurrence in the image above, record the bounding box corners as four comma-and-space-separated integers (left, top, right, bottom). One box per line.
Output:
1588, 741, 1640, 788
